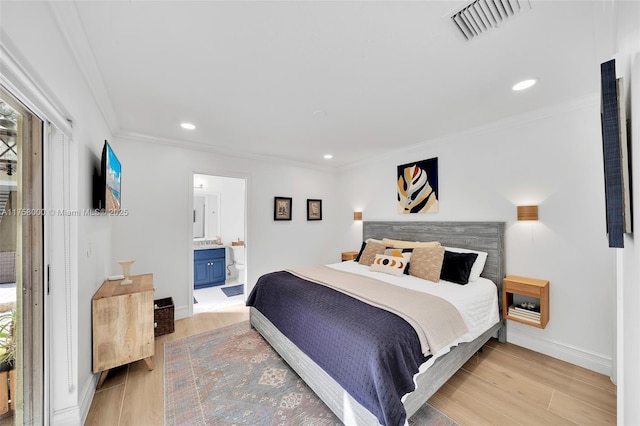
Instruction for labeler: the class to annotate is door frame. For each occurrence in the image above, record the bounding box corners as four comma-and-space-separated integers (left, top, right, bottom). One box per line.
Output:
0, 84, 45, 425
2, 38, 79, 424
188, 171, 248, 316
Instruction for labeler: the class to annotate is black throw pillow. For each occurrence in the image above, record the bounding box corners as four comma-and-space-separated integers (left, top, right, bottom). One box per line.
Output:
354, 241, 367, 262
440, 251, 478, 285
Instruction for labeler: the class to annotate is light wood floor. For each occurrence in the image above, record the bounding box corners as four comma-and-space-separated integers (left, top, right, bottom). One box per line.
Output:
84, 306, 616, 425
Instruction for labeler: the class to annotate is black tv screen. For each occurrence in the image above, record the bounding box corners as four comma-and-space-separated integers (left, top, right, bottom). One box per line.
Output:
101, 141, 121, 212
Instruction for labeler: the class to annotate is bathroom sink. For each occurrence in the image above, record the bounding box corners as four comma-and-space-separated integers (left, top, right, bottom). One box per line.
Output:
194, 244, 225, 250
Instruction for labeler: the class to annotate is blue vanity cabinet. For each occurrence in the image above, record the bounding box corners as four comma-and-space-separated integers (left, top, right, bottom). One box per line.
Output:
194, 248, 226, 289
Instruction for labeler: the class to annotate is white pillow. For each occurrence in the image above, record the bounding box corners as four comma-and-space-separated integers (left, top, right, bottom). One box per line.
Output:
444, 247, 488, 282
370, 254, 407, 277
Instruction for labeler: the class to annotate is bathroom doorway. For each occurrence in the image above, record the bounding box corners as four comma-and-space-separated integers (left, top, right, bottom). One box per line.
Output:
192, 173, 247, 313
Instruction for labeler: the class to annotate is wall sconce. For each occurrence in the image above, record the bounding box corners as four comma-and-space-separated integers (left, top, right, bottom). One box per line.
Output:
517, 205, 538, 221
353, 211, 363, 221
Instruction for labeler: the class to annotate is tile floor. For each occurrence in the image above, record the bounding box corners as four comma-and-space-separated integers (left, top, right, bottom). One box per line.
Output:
193, 281, 245, 314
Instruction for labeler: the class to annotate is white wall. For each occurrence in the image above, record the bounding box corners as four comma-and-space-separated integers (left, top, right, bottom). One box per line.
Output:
614, 1, 640, 424
111, 137, 341, 319
337, 98, 616, 376
1, 2, 114, 424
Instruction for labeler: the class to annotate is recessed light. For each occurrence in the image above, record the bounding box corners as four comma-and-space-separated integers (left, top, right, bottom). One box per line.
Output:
181, 122, 196, 130
323, 154, 333, 159
512, 79, 537, 91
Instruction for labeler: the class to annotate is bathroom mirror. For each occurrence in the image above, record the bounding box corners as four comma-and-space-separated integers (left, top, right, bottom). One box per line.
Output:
192, 192, 220, 241
193, 196, 206, 238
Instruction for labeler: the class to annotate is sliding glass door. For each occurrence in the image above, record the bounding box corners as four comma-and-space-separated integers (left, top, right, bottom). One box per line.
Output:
0, 85, 44, 425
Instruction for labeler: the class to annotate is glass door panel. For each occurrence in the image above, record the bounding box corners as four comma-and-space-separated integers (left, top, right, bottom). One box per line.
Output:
0, 86, 44, 425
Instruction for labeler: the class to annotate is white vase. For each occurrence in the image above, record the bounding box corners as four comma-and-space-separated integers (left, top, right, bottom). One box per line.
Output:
117, 259, 135, 285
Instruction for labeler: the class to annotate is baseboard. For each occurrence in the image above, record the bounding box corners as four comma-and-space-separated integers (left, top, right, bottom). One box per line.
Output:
79, 374, 99, 424
51, 405, 81, 425
51, 373, 97, 425
175, 304, 190, 320
508, 325, 613, 377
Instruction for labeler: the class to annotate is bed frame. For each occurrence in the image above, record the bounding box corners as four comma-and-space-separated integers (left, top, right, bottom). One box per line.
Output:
250, 221, 506, 425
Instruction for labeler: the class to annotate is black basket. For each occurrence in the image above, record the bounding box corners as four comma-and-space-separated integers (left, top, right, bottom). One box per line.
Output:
154, 297, 175, 337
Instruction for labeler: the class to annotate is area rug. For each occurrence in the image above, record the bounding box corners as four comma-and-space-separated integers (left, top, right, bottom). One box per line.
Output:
221, 284, 243, 297
164, 321, 458, 425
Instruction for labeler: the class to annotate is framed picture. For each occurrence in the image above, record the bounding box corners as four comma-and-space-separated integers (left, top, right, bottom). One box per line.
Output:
274, 196, 292, 221
307, 199, 322, 221
397, 157, 439, 214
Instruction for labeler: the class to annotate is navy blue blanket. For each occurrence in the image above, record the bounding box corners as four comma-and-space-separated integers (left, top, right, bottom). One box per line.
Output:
246, 271, 429, 426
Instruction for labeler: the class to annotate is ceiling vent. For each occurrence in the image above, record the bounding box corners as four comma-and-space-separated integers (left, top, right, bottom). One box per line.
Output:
451, 0, 531, 41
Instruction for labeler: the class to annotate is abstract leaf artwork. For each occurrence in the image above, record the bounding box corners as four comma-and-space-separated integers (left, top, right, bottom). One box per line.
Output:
397, 157, 439, 214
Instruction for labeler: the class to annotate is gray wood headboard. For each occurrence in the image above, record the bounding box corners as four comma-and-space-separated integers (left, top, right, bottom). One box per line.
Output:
363, 221, 506, 314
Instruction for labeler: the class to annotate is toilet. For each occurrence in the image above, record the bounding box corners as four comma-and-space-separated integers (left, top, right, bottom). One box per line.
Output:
231, 244, 245, 280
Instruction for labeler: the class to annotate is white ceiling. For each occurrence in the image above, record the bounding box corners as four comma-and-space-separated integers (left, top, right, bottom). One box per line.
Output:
59, 1, 613, 168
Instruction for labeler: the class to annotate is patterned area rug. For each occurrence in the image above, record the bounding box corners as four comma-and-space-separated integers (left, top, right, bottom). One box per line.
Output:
164, 321, 458, 425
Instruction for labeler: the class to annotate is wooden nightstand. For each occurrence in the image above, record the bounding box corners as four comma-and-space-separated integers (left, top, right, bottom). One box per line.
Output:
341, 251, 359, 261
92, 274, 155, 388
502, 275, 549, 329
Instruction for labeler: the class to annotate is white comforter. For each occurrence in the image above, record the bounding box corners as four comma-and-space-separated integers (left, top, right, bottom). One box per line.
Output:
328, 261, 500, 361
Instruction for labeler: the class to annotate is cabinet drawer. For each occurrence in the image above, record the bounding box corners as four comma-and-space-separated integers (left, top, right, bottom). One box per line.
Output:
504, 280, 542, 297
194, 248, 225, 261
211, 248, 225, 259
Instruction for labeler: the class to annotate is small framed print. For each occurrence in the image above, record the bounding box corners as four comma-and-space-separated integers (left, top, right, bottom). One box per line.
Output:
307, 199, 322, 221
274, 196, 292, 221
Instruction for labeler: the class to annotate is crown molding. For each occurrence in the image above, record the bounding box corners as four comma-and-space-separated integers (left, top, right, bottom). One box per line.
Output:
48, 2, 120, 133
116, 130, 336, 173
0, 30, 73, 135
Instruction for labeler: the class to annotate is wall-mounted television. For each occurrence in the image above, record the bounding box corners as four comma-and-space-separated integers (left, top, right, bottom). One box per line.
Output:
99, 140, 121, 213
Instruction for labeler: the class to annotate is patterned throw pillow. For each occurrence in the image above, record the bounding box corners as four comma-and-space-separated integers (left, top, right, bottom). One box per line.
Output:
355, 239, 382, 262
370, 254, 407, 277
358, 241, 387, 266
408, 245, 446, 282
384, 248, 412, 274
383, 248, 412, 259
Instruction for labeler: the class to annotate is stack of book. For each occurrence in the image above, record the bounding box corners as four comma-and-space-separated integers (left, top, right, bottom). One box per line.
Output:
508, 304, 541, 323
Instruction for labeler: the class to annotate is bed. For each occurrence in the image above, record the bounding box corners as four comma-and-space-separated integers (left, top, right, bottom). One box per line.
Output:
247, 221, 506, 425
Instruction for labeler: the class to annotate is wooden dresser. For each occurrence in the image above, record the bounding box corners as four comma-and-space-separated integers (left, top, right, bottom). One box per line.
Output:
92, 273, 155, 387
